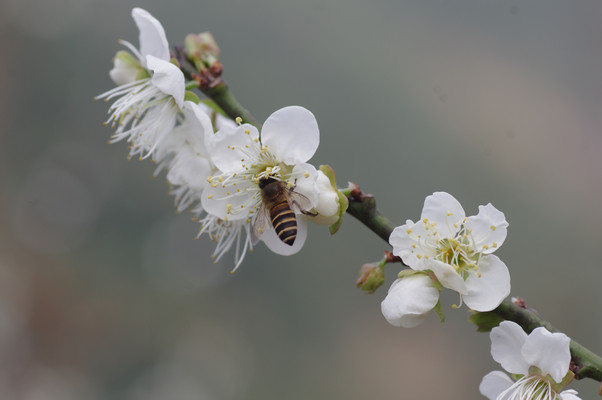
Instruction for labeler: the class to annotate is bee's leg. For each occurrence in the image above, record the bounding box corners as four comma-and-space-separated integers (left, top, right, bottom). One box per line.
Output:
301, 209, 318, 217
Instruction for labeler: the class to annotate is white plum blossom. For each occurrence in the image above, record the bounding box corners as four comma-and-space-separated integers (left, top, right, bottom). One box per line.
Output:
480, 321, 580, 400
96, 8, 185, 160
381, 273, 439, 328
389, 192, 510, 312
201, 106, 320, 256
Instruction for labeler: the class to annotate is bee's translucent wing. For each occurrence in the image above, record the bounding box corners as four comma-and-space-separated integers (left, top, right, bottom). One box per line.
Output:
252, 204, 271, 237
288, 189, 313, 213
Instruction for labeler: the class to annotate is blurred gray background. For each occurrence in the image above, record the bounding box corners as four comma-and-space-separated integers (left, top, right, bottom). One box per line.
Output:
2, 0, 602, 399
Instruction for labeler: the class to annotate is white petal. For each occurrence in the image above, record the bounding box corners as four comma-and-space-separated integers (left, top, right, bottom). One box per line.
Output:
310, 170, 340, 225
522, 327, 571, 383
154, 100, 214, 163
166, 150, 211, 192
261, 106, 319, 164
257, 213, 308, 256
207, 124, 260, 173
420, 192, 465, 238
389, 221, 428, 270
109, 58, 139, 86
425, 259, 467, 294
132, 8, 170, 64
380, 275, 439, 328
465, 203, 508, 254
290, 163, 319, 209
182, 101, 215, 156
463, 255, 510, 311
146, 55, 185, 108
559, 389, 582, 400
490, 321, 530, 376
201, 180, 257, 221
196, 102, 237, 131
479, 371, 514, 400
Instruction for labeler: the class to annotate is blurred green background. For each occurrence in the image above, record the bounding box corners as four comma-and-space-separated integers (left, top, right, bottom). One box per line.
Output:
2, 0, 602, 398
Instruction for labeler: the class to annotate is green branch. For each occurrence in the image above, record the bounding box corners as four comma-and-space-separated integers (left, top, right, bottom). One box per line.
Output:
202, 81, 261, 129
341, 184, 396, 243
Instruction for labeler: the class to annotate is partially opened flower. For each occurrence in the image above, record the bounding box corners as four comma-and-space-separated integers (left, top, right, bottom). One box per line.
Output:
96, 8, 185, 160
479, 321, 579, 400
381, 273, 440, 328
109, 7, 170, 85
201, 106, 320, 256
389, 192, 510, 312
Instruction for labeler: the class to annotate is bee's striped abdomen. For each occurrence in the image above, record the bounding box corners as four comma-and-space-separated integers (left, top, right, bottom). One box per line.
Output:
270, 201, 297, 246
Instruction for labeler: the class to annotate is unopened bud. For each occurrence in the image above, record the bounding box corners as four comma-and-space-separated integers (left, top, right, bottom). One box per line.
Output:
356, 263, 385, 294
185, 32, 220, 71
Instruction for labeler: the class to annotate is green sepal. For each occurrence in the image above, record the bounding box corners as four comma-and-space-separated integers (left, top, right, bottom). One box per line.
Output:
398, 270, 442, 291
468, 311, 505, 332
433, 300, 446, 323
169, 57, 180, 68
319, 165, 348, 234
113, 50, 148, 80
397, 268, 423, 279
114, 50, 138, 65
427, 271, 443, 291
184, 90, 200, 104
552, 370, 574, 391
135, 69, 151, 80
509, 373, 523, 381
200, 99, 229, 118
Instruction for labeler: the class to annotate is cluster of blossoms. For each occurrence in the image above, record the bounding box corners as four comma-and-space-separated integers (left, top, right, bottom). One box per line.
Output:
97, 8, 342, 270
381, 192, 511, 327
97, 10, 589, 400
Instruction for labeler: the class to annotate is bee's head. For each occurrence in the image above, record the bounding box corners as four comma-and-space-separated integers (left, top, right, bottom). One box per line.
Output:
258, 176, 277, 189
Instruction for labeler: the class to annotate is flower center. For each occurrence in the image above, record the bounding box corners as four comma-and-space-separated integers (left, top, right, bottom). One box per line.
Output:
434, 229, 480, 279
501, 375, 560, 400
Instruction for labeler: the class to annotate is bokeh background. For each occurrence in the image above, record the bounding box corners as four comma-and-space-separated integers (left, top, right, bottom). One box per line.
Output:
2, 0, 602, 398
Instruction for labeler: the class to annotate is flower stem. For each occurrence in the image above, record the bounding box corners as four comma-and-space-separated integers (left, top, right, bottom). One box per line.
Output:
491, 299, 602, 382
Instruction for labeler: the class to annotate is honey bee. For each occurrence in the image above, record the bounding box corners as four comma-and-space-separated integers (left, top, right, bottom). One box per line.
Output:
255, 177, 313, 246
